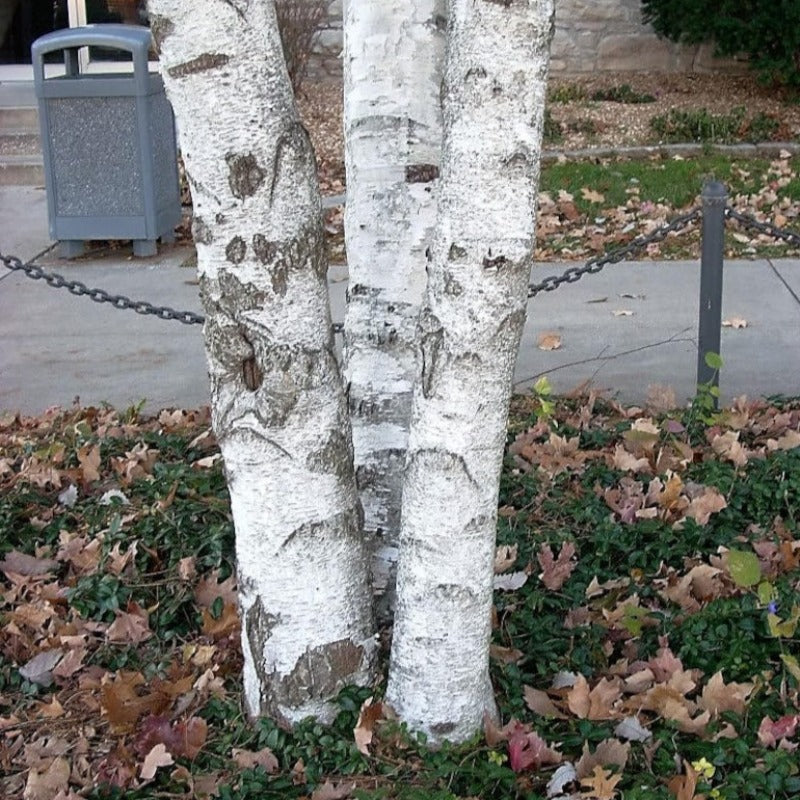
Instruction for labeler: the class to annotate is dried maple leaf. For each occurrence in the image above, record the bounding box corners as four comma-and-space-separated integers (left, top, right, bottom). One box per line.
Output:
107, 603, 153, 645
194, 570, 238, 608
507, 724, 562, 772
537, 541, 577, 590
232, 746, 279, 772
684, 487, 727, 525
757, 714, 799, 747
666, 760, 699, 800
580, 765, 622, 799
611, 444, 651, 473
697, 671, 754, 716
722, 316, 748, 328
494, 544, 518, 574
140, 743, 174, 781
581, 187, 605, 204
201, 603, 241, 639
490, 644, 525, 664
311, 781, 357, 800
523, 685, 568, 719
24, 756, 71, 800
537, 331, 562, 351
0, 551, 58, 578
77, 444, 101, 483
354, 697, 385, 756
575, 738, 630, 780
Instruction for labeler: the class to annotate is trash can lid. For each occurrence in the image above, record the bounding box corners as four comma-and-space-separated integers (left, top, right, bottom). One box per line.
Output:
32, 24, 153, 61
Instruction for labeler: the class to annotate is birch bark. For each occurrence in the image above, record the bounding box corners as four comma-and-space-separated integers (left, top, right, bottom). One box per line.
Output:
147, 0, 376, 726
342, 0, 445, 605
386, 0, 555, 744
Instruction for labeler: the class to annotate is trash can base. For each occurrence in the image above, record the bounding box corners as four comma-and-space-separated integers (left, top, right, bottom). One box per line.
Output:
59, 240, 85, 259
133, 239, 158, 258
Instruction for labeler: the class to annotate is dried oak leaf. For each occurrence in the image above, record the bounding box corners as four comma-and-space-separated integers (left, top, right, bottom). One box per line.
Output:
77, 444, 101, 483
580, 766, 622, 799
666, 760, 699, 800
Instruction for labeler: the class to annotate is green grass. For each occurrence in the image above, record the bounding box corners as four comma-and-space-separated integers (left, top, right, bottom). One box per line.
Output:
540, 154, 798, 214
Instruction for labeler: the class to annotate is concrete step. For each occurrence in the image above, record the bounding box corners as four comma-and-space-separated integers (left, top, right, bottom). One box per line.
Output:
0, 155, 44, 186
0, 130, 41, 157
0, 106, 39, 132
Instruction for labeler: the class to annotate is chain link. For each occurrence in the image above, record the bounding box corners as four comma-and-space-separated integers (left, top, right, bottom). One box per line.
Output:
725, 207, 800, 248
527, 207, 703, 298
0, 251, 349, 331
1, 251, 206, 325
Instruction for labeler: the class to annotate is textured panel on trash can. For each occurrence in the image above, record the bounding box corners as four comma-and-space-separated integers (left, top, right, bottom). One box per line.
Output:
149, 92, 179, 213
47, 96, 144, 217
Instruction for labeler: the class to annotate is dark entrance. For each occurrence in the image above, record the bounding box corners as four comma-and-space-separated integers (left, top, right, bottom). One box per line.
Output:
0, 1, 69, 65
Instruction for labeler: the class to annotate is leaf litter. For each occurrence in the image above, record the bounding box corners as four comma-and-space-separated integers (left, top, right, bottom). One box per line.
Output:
0, 392, 799, 798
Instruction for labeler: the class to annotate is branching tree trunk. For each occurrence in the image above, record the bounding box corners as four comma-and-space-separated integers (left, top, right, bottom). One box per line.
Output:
386, 0, 555, 744
147, 0, 376, 726
342, 0, 445, 608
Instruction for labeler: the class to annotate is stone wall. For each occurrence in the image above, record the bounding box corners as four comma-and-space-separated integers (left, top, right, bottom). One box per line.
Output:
308, 0, 745, 81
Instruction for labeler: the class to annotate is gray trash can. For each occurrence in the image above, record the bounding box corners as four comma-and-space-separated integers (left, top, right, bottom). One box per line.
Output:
32, 25, 181, 259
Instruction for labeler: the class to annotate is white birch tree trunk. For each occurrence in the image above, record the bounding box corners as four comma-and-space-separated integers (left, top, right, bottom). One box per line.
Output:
342, 0, 445, 607
147, 0, 376, 726
386, 0, 555, 744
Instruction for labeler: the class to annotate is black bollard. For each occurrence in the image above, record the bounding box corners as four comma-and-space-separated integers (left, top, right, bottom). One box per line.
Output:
696, 180, 728, 405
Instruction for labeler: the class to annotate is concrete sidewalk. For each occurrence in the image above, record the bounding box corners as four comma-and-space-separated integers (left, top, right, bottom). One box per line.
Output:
2, 186, 799, 414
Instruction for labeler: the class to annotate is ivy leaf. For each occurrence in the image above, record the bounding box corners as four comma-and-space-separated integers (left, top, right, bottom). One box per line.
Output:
726, 549, 761, 587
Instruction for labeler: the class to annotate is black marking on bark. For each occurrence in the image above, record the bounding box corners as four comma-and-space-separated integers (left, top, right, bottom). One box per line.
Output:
252, 234, 278, 264
431, 721, 457, 735
405, 164, 440, 184
482, 0, 513, 6
221, 0, 248, 22
149, 15, 174, 50
261, 638, 365, 720
418, 310, 445, 400
306, 430, 351, 480
448, 243, 467, 261
192, 217, 213, 245
483, 254, 509, 270
225, 236, 247, 264
215, 213, 226, 225
504, 148, 530, 169
465, 66, 487, 82
242, 356, 262, 391
226, 153, 266, 200
431, 13, 448, 31
444, 273, 464, 296
168, 53, 230, 79
269, 122, 315, 206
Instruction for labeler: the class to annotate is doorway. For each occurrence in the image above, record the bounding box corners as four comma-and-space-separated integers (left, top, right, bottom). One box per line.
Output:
0, 1, 69, 65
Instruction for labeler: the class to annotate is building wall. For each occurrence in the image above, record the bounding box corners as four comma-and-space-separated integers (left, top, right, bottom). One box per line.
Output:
310, 0, 744, 81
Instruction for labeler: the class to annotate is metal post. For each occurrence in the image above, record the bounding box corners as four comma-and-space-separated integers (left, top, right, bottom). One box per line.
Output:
696, 180, 727, 403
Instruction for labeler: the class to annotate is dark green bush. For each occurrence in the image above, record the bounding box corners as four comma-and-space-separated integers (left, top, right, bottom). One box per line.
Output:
641, 0, 800, 87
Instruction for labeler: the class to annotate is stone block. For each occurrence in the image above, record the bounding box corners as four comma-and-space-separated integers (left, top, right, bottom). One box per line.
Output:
597, 33, 676, 72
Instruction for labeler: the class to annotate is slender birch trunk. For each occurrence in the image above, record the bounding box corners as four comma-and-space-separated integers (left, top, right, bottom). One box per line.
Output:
342, 0, 445, 607
386, 0, 555, 744
147, 0, 376, 726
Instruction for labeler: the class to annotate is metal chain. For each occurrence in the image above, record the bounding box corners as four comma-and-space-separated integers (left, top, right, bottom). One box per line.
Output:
527, 207, 702, 298
0, 251, 349, 332
0, 251, 206, 325
725, 207, 800, 248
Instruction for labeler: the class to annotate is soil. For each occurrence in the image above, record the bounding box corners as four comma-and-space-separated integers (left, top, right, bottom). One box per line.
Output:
297, 72, 800, 195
